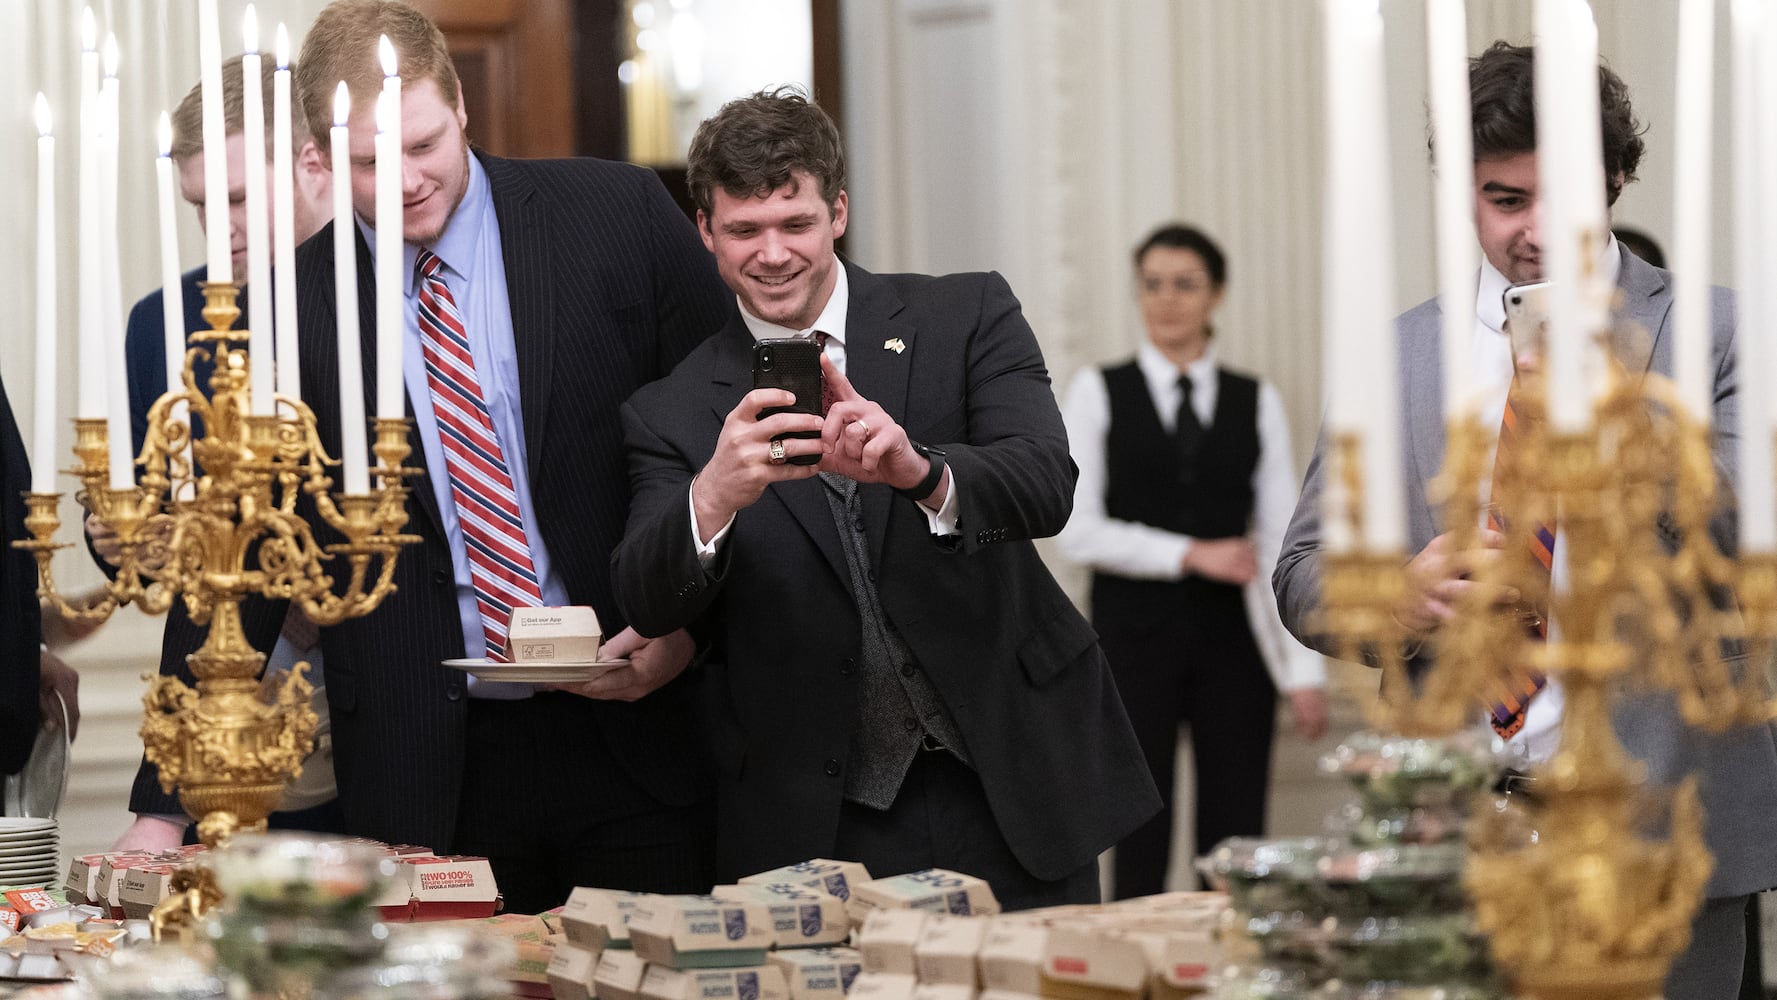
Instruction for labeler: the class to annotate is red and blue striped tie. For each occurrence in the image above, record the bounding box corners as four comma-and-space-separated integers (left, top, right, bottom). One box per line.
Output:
1488, 390, 1551, 738
417, 249, 543, 662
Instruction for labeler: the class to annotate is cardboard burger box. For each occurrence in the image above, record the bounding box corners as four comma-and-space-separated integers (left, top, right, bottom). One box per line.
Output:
64, 854, 111, 907
845, 870, 999, 925
96, 854, 166, 919
855, 909, 928, 975
709, 884, 849, 949
549, 940, 601, 1000
380, 855, 499, 921
639, 964, 789, 1000
975, 917, 1049, 995
1040, 916, 1220, 998
845, 972, 918, 1000
594, 947, 651, 1000
911, 985, 976, 1000
912, 915, 988, 986
627, 895, 774, 969
738, 859, 872, 903
117, 864, 179, 919
507, 606, 602, 663
766, 946, 864, 1000
561, 887, 652, 953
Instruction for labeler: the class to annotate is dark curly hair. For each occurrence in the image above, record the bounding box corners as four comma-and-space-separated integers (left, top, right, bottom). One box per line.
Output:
686, 86, 846, 219
1434, 41, 1646, 207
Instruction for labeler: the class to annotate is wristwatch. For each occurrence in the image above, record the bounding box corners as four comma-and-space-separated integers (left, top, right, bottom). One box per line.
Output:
896, 441, 948, 502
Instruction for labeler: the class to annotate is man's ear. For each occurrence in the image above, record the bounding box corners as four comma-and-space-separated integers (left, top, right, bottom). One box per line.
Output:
696, 209, 716, 253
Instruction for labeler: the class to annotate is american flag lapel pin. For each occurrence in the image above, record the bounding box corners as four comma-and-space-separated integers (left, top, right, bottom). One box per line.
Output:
884, 338, 906, 354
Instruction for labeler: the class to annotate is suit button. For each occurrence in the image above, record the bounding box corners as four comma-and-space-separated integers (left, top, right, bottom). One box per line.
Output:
900, 663, 916, 677
446, 685, 463, 701
433, 569, 450, 586
840, 658, 856, 677
824, 758, 841, 776
902, 717, 918, 733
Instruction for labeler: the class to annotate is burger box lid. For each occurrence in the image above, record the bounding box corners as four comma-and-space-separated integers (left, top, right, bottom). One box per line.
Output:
595, 948, 651, 1000
737, 860, 872, 903
507, 606, 603, 663
709, 884, 848, 948
639, 964, 789, 1000
627, 895, 773, 969
845, 972, 918, 1000
549, 940, 600, 1000
912, 915, 988, 986
562, 887, 651, 951
855, 909, 927, 975
766, 946, 864, 1000
845, 870, 999, 925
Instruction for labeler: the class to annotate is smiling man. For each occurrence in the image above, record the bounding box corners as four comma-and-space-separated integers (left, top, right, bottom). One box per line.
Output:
125, 0, 733, 913
1274, 41, 1777, 998
611, 88, 1159, 910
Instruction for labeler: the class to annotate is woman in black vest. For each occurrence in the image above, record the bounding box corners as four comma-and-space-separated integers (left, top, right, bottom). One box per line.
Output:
1058, 224, 1328, 899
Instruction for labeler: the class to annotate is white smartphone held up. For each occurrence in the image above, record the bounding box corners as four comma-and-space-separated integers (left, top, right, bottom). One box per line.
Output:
1502, 280, 1551, 360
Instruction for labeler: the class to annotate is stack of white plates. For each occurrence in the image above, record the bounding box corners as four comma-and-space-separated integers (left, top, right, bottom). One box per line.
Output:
0, 816, 59, 888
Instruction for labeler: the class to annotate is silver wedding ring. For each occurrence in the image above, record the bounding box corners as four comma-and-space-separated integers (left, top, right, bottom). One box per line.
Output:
768, 439, 787, 464
856, 420, 871, 438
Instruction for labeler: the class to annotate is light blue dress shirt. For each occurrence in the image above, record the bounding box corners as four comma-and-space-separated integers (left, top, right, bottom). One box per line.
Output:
360, 155, 567, 696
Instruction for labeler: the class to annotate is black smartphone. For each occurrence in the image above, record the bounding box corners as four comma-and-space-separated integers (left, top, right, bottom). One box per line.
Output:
752, 338, 823, 466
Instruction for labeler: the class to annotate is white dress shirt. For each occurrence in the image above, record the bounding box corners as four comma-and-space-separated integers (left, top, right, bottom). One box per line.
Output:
1058, 341, 1325, 693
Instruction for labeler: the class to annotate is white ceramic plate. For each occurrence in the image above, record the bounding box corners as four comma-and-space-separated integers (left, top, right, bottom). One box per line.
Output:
442, 658, 631, 684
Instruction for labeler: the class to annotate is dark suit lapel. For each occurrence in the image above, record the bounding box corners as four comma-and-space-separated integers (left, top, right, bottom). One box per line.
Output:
841, 263, 917, 568
709, 320, 849, 585
482, 153, 557, 481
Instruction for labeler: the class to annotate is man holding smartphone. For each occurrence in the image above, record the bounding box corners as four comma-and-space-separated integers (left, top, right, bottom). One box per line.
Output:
613, 87, 1159, 910
1274, 41, 1777, 997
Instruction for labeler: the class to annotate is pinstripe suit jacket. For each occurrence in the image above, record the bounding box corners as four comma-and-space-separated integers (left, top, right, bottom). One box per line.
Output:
613, 261, 1161, 883
128, 152, 734, 849
1276, 247, 1777, 899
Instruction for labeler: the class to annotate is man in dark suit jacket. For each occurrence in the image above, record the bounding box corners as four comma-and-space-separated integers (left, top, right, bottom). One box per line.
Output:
1, 373, 45, 776
123, 0, 732, 913
611, 88, 1158, 910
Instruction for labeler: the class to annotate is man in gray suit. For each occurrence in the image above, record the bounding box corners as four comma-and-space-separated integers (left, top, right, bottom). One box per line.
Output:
1275, 41, 1777, 998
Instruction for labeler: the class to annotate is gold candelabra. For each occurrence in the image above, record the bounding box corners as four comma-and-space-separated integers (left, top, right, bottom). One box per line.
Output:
1317, 323, 1774, 998
12, 281, 419, 846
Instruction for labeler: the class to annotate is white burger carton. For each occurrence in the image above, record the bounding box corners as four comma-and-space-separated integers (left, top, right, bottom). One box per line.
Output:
766, 946, 864, 1000
912, 915, 987, 986
975, 917, 1049, 994
846, 972, 918, 1000
845, 870, 999, 925
507, 606, 603, 662
709, 884, 848, 948
627, 895, 774, 969
738, 859, 873, 902
548, 942, 601, 1000
855, 909, 928, 974
562, 887, 651, 952
594, 948, 651, 1000
911, 985, 976, 1000
638, 964, 789, 1000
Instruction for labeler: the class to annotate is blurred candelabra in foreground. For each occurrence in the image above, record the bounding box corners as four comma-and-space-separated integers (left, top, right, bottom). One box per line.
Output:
13, 282, 418, 846
1317, 316, 1773, 999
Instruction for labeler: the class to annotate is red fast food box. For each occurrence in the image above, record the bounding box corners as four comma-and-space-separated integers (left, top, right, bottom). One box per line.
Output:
97, 854, 164, 919
379, 855, 499, 921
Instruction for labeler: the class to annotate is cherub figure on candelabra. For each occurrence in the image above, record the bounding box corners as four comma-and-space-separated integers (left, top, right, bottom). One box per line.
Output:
14, 282, 418, 845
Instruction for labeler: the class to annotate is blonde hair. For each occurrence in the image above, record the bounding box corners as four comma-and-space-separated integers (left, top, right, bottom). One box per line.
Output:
294, 0, 459, 153
168, 53, 308, 163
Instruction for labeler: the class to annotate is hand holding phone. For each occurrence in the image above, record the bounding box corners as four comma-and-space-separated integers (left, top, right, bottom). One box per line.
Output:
752, 338, 824, 466
1502, 280, 1550, 361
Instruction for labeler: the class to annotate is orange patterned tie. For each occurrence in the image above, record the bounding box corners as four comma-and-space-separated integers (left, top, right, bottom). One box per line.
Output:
1488, 388, 1551, 739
